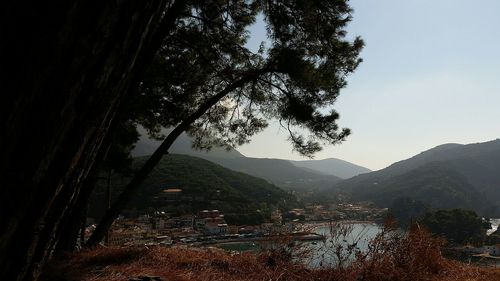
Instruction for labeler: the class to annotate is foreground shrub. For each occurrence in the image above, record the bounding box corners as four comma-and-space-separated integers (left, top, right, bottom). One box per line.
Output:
349, 223, 449, 281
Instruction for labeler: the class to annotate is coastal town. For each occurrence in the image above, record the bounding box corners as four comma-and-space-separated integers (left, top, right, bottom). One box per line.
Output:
85, 201, 388, 247
83, 198, 500, 267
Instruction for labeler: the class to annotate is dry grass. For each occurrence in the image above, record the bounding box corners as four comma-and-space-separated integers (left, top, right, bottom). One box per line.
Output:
43, 246, 311, 281
42, 226, 500, 281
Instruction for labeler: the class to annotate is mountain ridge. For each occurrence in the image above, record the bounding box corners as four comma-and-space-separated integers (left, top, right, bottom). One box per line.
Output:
331, 139, 500, 216
132, 129, 370, 190
291, 158, 371, 179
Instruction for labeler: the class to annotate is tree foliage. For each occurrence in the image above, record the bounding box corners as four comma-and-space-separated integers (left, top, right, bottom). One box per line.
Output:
136, 0, 363, 156
420, 209, 489, 246
389, 197, 429, 227
87, 0, 364, 246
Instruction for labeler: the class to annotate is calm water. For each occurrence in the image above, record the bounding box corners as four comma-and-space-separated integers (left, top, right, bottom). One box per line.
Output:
306, 223, 381, 267
215, 223, 382, 267
217, 220, 497, 267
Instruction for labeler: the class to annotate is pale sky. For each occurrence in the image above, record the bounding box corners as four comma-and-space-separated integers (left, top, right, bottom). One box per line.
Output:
238, 0, 500, 171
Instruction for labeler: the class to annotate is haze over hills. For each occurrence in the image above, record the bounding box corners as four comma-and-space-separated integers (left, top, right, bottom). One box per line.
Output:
203, 156, 342, 192
291, 158, 371, 179
132, 129, 370, 191
132, 129, 244, 159
331, 139, 500, 216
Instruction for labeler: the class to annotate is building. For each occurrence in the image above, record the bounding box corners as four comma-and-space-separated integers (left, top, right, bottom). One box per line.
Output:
155, 188, 183, 202
108, 228, 141, 246
198, 209, 222, 219
195, 210, 228, 235
203, 220, 228, 235
152, 212, 169, 230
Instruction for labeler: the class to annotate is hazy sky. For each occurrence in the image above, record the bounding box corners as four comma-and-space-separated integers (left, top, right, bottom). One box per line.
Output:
237, 0, 500, 170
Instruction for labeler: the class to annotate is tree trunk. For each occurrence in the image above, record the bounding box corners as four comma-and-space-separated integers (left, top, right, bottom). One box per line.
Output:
55, 102, 134, 254
79, 205, 88, 248
86, 68, 269, 247
54, 155, 103, 254
105, 168, 113, 245
0, 1, 186, 280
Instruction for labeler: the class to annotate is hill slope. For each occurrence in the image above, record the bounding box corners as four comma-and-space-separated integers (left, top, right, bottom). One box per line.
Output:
330, 139, 500, 216
204, 156, 342, 192
89, 154, 299, 225
291, 158, 371, 179
131, 130, 364, 191
132, 128, 244, 159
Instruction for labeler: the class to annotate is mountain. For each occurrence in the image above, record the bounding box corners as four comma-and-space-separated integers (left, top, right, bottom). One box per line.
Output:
132, 129, 342, 191
132, 128, 244, 159
89, 154, 299, 225
352, 162, 486, 210
291, 158, 371, 179
331, 139, 500, 216
203, 156, 342, 192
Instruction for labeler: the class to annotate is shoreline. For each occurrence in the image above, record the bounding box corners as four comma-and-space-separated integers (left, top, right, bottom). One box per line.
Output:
212, 221, 381, 248
303, 220, 379, 230
204, 233, 325, 247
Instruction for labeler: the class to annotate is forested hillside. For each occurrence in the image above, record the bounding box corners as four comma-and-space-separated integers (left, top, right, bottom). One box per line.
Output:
89, 154, 299, 225
331, 140, 500, 216
133, 131, 351, 192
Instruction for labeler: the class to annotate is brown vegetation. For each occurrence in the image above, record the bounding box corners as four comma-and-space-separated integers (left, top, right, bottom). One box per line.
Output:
43, 227, 500, 281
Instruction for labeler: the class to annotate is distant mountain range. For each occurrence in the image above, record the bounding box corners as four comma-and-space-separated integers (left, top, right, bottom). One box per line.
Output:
200, 156, 342, 192
330, 139, 500, 216
291, 158, 371, 179
132, 129, 370, 191
127, 129, 500, 217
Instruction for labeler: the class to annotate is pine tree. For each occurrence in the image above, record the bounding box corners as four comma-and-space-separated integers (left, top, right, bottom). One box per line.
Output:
87, 0, 363, 246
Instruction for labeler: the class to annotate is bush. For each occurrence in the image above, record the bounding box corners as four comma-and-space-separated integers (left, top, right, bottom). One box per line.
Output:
420, 209, 488, 245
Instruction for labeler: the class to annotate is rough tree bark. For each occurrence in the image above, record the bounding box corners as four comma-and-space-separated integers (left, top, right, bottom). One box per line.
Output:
54, 149, 107, 254
0, 1, 186, 280
54, 171, 99, 254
